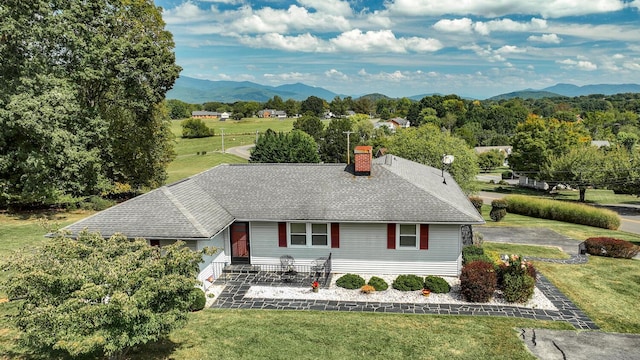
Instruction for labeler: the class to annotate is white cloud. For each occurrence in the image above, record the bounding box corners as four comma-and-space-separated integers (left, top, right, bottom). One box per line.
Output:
330, 29, 442, 53
612, 54, 625, 59
385, 0, 626, 18
495, 45, 527, 54
557, 58, 597, 71
162, 1, 216, 24
527, 33, 561, 43
433, 17, 546, 35
433, 18, 473, 33
297, 0, 353, 17
238, 33, 328, 52
229, 5, 351, 34
325, 69, 349, 80
623, 61, 640, 71
264, 72, 311, 82
461, 44, 506, 62
630, 0, 640, 10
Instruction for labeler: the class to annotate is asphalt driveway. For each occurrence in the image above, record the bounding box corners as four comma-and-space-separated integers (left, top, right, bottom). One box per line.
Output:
476, 226, 583, 255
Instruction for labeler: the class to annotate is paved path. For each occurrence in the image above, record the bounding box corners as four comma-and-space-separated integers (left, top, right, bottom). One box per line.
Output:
210, 269, 597, 330
226, 144, 253, 160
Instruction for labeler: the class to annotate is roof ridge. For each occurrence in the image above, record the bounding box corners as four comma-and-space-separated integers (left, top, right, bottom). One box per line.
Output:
160, 186, 211, 238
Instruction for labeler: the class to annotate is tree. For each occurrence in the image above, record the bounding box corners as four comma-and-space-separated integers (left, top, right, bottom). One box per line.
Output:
319, 118, 353, 163
477, 150, 505, 172
3, 231, 212, 359
540, 145, 608, 202
0, 0, 180, 206
181, 118, 215, 138
300, 96, 326, 117
283, 99, 300, 117
386, 124, 479, 193
265, 95, 285, 110
166, 99, 192, 119
250, 129, 320, 163
293, 115, 324, 142
329, 96, 348, 117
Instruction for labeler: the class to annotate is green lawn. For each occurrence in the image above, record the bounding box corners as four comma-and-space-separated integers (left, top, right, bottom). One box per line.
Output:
483, 242, 569, 260
125, 311, 571, 360
166, 153, 247, 184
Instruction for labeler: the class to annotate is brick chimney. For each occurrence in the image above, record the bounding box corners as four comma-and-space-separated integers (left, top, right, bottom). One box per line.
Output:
354, 145, 373, 175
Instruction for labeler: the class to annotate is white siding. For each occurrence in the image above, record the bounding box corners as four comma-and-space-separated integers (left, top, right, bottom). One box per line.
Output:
249, 222, 462, 276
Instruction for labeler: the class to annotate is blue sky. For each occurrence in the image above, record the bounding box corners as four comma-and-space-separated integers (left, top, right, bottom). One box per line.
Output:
154, 0, 640, 99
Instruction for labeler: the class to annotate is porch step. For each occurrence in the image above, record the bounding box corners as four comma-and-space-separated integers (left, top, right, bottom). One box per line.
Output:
222, 265, 261, 274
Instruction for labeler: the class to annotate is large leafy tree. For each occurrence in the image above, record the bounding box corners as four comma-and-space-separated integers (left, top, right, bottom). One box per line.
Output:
0, 0, 181, 206
300, 96, 326, 117
293, 115, 324, 142
250, 129, 320, 163
3, 231, 211, 359
386, 124, 479, 193
319, 118, 354, 163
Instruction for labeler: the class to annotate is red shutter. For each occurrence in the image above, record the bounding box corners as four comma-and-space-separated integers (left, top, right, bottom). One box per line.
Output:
387, 223, 396, 249
278, 222, 287, 247
420, 224, 429, 250
331, 223, 340, 248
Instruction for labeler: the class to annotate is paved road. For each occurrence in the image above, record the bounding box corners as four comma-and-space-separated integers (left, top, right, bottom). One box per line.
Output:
478, 191, 640, 235
226, 144, 253, 160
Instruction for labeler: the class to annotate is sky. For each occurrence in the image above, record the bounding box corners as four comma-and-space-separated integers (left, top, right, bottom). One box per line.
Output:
154, 0, 640, 99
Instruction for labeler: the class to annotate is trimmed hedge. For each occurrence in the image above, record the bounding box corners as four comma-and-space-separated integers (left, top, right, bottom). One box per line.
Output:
468, 196, 484, 213
336, 274, 366, 289
490, 199, 508, 222
504, 195, 620, 230
424, 276, 450, 293
367, 276, 389, 291
584, 237, 640, 259
392, 274, 424, 291
189, 288, 207, 312
460, 260, 497, 302
462, 245, 492, 265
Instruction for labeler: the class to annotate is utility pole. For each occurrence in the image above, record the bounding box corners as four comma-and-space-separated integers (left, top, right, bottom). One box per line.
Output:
221, 128, 225, 153
343, 131, 354, 164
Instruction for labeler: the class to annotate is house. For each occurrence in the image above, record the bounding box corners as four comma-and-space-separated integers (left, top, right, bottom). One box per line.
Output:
374, 122, 396, 132
192, 111, 232, 120
389, 117, 410, 128
63, 149, 484, 284
258, 109, 287, 118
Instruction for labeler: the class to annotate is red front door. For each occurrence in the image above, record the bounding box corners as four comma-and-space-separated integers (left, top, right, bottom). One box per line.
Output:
230, 222, 250, 264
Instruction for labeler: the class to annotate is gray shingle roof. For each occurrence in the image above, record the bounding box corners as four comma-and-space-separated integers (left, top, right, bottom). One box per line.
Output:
64, 155, 483, 239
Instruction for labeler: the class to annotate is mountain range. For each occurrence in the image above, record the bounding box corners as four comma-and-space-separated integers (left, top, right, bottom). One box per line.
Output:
166, 76, 640, 103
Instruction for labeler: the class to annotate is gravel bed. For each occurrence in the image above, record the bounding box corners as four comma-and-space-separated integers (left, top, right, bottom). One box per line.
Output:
242, 274, 557, 310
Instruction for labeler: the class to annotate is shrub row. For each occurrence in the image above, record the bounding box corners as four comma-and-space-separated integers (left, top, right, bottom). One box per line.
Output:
462, 245, 491, 265
584, 237, 640, 259
336, 274, 390, 291
336, 274, 451, 293
504, 195, 620, 230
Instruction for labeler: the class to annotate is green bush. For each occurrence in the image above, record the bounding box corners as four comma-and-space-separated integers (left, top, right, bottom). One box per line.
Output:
189, 288, 207, 312
367, 276, 389, 291
459, 260, 497, 302
424, 276, 450, 293
502, 273, 535, 303
336, 273, 366, 289
464, 253, 493, 265
392, 274, 424, 291
501, 170, 513, 180
182, 118, 215, 138
468, 196, 484, 213
505, 195, 620, 230
490, 199, 508, 222
462, 245, 490, 265
584, 237, 640, 259
80, 196, 116, 211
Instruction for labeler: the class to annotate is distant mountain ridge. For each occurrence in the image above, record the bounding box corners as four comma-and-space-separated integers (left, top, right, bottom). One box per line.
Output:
167, 76, 338, 103
490, 83, 640, 100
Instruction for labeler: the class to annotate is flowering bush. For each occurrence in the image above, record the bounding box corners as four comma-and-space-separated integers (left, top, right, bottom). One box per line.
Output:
497, 254, 536, 303
311, 281, 320, 290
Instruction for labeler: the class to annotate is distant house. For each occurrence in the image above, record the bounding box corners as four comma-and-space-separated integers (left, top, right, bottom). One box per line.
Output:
374, 122, 396, 132
62, 151, 483, 284
591, 140, 610, 148
258, 109, 287, 118
192, 111, 219, 119
389, 117, 410, 128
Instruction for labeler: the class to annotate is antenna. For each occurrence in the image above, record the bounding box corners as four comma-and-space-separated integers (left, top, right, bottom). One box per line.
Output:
441, 154, 454, 184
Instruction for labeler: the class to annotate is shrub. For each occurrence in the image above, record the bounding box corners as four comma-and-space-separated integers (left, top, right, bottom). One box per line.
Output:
496, 254, 536, 290
468, 196, 484, 213
462, 245, 492, 265
392, 274, 424, 291
367, 276, 389, 291
459, 260, 497, 302
189, 288, 207, 312
80, 196, 116, 211
472, 232, 484, 246
182, 118, 215, 138
502, 272, 535, 303
505, 195, 620, 230
463, 253, 493, 265
501, 170, 513, 180
490, 199, 508, 222
584, 237, 640, 259
485, 250, 502, 265
424, 276, 450, 293
336, 273, 366, 289
360, 285, 376, 294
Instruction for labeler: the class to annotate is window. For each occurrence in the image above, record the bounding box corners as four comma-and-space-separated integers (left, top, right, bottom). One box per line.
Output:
397, 224, 418, 249
289, 223, 329, 247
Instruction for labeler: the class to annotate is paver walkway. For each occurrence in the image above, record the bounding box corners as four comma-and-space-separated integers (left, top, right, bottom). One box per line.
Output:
210, 272, 598, 330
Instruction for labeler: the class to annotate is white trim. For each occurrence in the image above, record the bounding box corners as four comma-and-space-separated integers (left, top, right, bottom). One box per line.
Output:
396, 223, 419, 250
287, 222, 331, 248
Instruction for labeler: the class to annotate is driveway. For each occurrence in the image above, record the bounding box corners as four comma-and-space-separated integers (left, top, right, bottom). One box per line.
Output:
226, 144, 253, 160
477, 226, 582, 255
